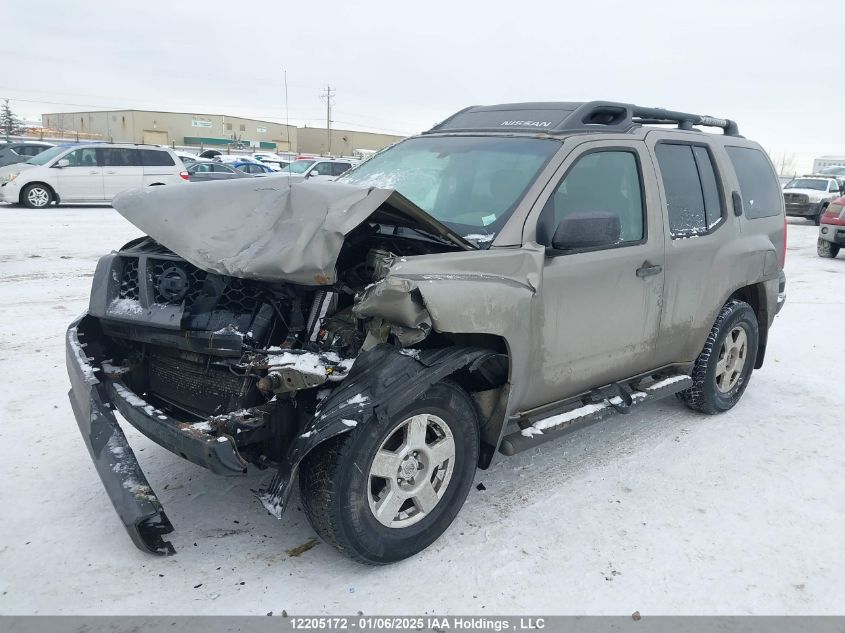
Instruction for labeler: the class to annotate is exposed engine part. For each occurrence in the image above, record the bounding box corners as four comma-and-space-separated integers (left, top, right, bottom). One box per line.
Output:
258, 367, 327, 394
306, 290, 335, 342
317, 307, 363, 356
366, 248, 396, 281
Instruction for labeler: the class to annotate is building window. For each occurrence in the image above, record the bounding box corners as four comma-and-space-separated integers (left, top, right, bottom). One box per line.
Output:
239, 124, 246, 132
226, 123, 232, 131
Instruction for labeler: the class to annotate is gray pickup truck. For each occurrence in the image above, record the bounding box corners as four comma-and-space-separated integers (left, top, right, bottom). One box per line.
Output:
67, 101, 787, 564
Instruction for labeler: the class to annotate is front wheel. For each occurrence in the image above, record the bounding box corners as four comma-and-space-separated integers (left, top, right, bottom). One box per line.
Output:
21, 183, 53, 209
299, 381, 479, 564
679, 300, 759, 414
817, 238, 840, 259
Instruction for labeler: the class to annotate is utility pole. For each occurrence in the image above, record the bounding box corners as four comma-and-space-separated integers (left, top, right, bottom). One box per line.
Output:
320, 84, 335, 155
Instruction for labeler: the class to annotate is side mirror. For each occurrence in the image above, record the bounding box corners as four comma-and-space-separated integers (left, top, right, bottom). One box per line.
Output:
55, 159, 70, 168
551, 211, 621, 251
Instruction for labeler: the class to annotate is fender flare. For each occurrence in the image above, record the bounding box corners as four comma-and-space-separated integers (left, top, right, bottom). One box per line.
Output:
257, 343, 503, 517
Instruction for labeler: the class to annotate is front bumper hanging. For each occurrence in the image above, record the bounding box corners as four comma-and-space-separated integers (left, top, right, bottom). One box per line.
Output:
66, 315, 248, 556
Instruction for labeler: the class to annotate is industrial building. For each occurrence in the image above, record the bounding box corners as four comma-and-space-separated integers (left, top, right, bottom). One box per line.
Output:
813, 155, 845, 173
296, 125, 403, 156
40, 109, 405, 155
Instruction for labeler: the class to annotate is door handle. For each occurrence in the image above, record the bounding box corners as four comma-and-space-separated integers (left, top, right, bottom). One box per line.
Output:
636, 262, 662, 278
106, 170, 116, 175
89, 170, 99, 175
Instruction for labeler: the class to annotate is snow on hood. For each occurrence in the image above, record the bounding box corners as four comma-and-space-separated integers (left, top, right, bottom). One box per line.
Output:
783, 187, 829, 197
112, 177, 472, 286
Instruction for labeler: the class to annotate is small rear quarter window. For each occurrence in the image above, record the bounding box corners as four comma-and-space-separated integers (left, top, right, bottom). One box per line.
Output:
725, 147, 782, 219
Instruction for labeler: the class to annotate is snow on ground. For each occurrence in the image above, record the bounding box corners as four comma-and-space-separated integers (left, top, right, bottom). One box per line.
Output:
0, 206, 842, 615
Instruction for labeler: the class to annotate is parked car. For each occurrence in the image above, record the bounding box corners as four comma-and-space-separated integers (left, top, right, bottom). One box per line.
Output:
251, 152, 289, 170
198, 149, 223, 159
229, 160, 276, 176
284, 157, 356, 181
0, 141, 54, 167
0, 144, 187, 208
816, 165, 845, 188
174, 150, 210, 168
782, 176, 842, 225
67, 101, 786, 564
185, 161, 251, 182
818, 195, 845, 258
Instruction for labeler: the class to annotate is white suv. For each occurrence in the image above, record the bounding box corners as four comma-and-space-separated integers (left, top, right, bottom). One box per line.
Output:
0, 144, 188, 208
285, 157, 357, 181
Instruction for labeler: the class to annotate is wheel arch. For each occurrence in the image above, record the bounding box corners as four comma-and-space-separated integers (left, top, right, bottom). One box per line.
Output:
727, 282, 769, 369
19, 181, 59, 205
257, 343, 509, 518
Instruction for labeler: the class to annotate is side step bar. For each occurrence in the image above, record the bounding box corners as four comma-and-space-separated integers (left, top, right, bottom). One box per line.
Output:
499, 374, 693, 456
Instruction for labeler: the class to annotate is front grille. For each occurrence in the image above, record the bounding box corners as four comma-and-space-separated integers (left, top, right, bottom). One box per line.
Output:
784, 193, 808, 204
118, 255, 262, 312
151, 258, 207, 305
119, 258, 139, 300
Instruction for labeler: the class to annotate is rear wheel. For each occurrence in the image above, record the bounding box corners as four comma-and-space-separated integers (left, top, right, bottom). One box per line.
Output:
21, 183, 53, 209
680, 300, 759, 414
817, 238, 840, 259
299, 381, 479, 564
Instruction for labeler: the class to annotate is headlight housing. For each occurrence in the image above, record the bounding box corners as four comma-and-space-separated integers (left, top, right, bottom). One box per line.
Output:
0, 172, 19, 184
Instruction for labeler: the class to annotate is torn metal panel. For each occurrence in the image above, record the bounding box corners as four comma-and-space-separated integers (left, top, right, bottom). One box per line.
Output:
258, 344, 499, 518
112, 179, 472, 286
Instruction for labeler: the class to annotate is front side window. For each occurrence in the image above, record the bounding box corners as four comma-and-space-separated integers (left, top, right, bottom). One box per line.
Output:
27, 146, 66, 165
311, 162, 334, 176
537, 150, 644, 247
726, 146, 782, 219
655, 143, 723, 237
63, 148, 98, 167
338, 136, 560, 244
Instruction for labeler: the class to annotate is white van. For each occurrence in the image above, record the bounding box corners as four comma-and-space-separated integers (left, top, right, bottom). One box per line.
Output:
0, 144, 188, 208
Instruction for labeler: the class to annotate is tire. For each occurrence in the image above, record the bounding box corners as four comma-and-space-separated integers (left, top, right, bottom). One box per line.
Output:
679, 300, 759, 414
817, 238, 840, 259
299, 381, 479, 564
21, 183, 53, 209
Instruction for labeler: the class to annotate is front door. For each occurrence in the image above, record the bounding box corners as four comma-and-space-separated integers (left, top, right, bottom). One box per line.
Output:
55, 147, 103, 202
521, 141, 666, 409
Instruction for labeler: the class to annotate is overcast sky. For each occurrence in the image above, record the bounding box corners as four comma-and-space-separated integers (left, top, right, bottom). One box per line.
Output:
3, 0, 842, 171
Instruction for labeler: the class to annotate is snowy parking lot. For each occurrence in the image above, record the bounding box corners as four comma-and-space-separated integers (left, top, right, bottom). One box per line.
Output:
0, 204, 842, 616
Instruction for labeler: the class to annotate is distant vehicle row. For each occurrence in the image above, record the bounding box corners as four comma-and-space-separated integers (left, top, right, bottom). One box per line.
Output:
0, 142, 360, 207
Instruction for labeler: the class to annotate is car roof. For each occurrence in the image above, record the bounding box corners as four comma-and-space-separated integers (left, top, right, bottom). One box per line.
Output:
424, 100, 740, 137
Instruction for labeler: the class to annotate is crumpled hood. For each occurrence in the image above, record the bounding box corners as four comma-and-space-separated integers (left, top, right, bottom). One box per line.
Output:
112, 177, 472, 286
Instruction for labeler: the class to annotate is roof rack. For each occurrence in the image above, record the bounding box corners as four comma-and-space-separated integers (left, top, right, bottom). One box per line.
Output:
424, 101, 741, 137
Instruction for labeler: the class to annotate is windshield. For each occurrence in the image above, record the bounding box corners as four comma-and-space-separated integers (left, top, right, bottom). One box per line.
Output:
337, 136, 560, 244
26, 146, 66, 166
784, 178, 829, 191
286, 160, 315, 174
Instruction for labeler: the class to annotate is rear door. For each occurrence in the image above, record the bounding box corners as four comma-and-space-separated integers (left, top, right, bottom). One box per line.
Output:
521, 140, 666, 408
645, 134, 731, 367
55, 147, 104, 202
100, 148, 143, 199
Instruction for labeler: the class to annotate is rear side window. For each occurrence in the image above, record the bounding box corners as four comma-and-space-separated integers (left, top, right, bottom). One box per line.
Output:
332, 162, 351, 177
655, 143, 723, 237
139, 149, 175, 167
100, 148, 138, 167
725, 146, 781, 219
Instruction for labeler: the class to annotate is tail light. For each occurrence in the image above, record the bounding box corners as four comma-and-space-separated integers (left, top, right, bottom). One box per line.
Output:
823, 200, 843, 218
780, 215, 787, 269
179, 171, 189, 181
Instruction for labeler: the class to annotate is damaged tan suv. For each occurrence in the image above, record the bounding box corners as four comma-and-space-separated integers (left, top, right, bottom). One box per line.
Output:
67, 101, 787, 564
